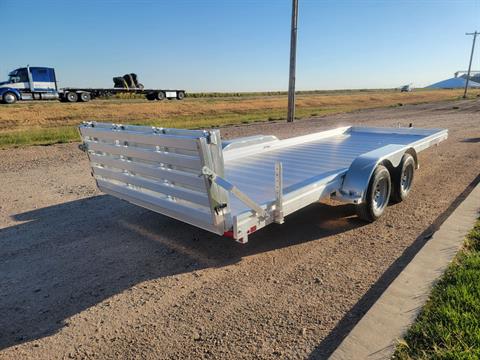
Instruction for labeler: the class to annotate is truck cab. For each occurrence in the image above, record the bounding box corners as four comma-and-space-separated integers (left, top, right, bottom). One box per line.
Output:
0, 66, 59, 104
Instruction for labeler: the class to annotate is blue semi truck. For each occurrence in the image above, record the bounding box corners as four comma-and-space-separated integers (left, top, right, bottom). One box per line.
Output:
0, 66, 185, 104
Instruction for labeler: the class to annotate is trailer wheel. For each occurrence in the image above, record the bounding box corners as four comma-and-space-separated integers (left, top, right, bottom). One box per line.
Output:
2, 92, 17, 104
156, 91, 165, 100
79, 92, 91, 102
391, 154, 415, 203
146, 93, 156, 101
65, 92, 78, 103
356, 164, 391, 222
176, 91, 185, 100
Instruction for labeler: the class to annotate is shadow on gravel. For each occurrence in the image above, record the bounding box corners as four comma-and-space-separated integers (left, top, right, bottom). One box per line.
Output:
308, 173, 480, 359
461, 137, 480, 143
0, 195, 362, 350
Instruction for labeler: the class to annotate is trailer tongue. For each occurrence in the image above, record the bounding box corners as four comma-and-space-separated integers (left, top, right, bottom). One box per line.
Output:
79, 122, 447, 243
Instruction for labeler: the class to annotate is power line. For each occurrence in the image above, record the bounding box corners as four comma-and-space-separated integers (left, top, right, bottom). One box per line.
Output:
463, 31, 478, 99
287, 0, 298, 123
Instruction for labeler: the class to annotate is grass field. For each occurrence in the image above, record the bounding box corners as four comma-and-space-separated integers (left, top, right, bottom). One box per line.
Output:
0, 88, 477, 148
394, 219, 480, 359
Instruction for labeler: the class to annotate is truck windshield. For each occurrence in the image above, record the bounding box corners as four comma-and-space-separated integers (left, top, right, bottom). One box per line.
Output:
8, 75, 20, 83
8, 68, 29, 83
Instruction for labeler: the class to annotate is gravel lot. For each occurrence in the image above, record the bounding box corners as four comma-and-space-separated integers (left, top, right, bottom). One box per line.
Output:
1, 99, 479, 359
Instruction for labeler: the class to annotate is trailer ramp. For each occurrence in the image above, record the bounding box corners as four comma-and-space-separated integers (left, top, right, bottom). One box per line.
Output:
79, 122, 230, 234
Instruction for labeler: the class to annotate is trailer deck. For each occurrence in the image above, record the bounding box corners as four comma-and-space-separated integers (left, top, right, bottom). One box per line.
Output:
224, 128, 428, 215
79, 122, 447, 243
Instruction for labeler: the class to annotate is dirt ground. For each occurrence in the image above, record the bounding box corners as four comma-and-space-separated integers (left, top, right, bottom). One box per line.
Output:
1, 99, 479, 359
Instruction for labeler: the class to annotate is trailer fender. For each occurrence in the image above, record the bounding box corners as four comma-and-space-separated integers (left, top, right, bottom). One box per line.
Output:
404, 147, 419, 169
338, 144, 417, 204
0, 87, 21, 100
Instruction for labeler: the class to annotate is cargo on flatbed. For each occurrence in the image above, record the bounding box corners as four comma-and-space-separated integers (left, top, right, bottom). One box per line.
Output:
79, 122, 448, 243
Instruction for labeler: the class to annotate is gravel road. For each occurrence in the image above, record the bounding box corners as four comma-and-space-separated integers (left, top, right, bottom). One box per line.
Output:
1, 99, 479, 359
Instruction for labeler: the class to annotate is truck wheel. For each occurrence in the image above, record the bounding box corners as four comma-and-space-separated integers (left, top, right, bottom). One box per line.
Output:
356, 164, 391, 222
176, 91, 185, 100
65, 92, 78, 103
146, 93, 156, 101
79, 92, 91, 102
2, 92, 17, 104
391, 154, 415, 203
156, 91, 165, 100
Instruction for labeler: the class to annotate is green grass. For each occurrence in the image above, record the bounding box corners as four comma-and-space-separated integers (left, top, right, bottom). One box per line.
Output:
394, 219, 480, 359
95, 88, 398, 100
0, 106, 341, 148
186, 88, 396, 98
0, 127, 80, 147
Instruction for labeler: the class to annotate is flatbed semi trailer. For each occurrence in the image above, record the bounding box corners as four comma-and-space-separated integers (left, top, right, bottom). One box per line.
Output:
0, 66, 185, 104
60, 87, 185, 102
79, 122, 448, 243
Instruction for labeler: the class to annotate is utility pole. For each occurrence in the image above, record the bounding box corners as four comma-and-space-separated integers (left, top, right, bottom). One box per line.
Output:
287, 0, 299, 122
463, 31, 478, 99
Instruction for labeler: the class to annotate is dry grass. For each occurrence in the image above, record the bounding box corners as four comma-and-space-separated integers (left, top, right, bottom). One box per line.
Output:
0, 89, 475, 147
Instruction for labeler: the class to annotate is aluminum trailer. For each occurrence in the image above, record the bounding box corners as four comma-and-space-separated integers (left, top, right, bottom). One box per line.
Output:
79, 122, 448, 243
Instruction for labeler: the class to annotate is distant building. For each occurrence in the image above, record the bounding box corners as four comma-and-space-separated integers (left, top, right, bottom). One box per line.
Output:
426, 77, 480, 89
454, 70, 480, 82
426, 71, 480, 89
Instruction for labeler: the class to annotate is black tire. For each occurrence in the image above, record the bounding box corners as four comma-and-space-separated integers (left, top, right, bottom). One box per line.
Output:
146, 92, 156, 101
2, 92, 17, 104
79, 92, 91, 102
391, 154, 415, 203
356, 165, 391, 222
156, 91, 165, 100
176, 91, 185, 100
65, 92, 78, 103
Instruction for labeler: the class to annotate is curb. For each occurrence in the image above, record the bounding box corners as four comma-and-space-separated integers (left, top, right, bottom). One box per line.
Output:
329, 181, 480, 360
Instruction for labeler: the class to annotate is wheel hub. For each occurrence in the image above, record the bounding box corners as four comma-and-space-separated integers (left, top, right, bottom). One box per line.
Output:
401, 165, 413, 192
4, 93, 15, 103
373, 178, 388, 211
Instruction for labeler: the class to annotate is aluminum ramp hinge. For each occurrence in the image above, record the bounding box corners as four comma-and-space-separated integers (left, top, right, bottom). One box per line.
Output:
214, 203, 228, 215
205, 131, 219, 145
201, 166, 268, 219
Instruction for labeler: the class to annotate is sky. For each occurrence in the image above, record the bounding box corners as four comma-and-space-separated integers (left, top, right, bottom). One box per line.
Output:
1, 0, 479, 91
